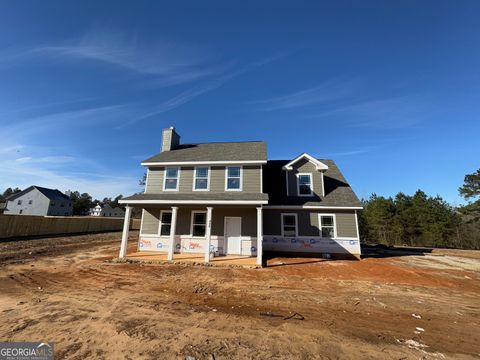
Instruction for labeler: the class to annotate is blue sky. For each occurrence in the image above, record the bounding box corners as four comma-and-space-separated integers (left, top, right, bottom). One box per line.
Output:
0, 1, 479, 204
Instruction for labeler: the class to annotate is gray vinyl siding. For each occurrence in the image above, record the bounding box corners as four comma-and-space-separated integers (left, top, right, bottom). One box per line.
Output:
287, 158, 323, 197
141, 206, 257, 237
335, 212, 358, 238
4, 189, 50, 216
141, 208, 160, 234
145, 165, 262, 194
263, 209, 358, 238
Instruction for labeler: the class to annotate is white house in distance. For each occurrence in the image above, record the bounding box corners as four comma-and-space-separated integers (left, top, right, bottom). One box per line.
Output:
89, 204, 125, 218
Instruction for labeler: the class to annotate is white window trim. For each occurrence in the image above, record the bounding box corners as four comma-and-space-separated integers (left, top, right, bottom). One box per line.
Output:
281, 213, 298, 237
320, 171, 325, 197
192, 166, 211, 191
158, 210, 173, 237
296, 173, 313, 197
144, 169, 150, 194
318, 213, 337, 239
190, 210, 208, 238
162, 167, 180, 191
225, 166, 243, 191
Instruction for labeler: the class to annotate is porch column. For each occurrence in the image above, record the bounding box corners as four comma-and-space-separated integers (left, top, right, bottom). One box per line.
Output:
256, 206, 263, 266
167, 206, 178, 260
204, 207, 213, 263
119, 205, 132, 258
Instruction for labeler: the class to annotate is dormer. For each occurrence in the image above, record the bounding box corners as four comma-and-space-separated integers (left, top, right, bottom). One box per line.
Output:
282, 153, 328, 197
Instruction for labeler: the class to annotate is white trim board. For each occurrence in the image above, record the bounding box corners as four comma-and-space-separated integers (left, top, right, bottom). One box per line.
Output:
142, 160, 267, 166
263, 205, 363, 210
282, 153, 328, 171
119, 200, 268, 205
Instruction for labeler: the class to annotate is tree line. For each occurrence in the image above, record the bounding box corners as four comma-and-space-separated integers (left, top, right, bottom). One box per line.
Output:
359, 168, 480, 250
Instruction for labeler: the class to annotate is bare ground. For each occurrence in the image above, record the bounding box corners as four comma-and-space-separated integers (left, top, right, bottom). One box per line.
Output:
0, 232, 479, 359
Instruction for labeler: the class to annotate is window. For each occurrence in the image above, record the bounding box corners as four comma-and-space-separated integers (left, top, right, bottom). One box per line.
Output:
281, 214, 298, 237
51, 202, 56, 207
226, 166, 242, 190
19, 209, 23, 214
194, 167, 209, 191
60, 202, 65, 207
163, 167, 179, 190
320, 215, 336, 238
297, 173, 313, 196
191, 211, 207, 237
159, 211, 172, 236
28, 200, 33, 205
17, 200, 22, 205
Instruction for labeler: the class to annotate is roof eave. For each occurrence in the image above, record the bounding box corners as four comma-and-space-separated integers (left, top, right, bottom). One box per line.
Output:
141, 160, 267, 167
119, 199, 268, 205
282, 153, 329, 171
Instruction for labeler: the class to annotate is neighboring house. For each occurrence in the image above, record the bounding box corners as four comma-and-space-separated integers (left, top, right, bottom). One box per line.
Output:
89, 204, 125, 217
0, 202, 6, 214
4, 186, 73, 216
118, 127, 362, 265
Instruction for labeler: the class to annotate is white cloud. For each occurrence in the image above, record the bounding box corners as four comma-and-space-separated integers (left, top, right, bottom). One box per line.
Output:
2, 28, 226, 87
0, 155, 139, 199
251, 77, 360, 111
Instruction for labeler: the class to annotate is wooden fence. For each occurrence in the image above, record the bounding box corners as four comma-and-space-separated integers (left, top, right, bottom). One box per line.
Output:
0, 214, 140, 239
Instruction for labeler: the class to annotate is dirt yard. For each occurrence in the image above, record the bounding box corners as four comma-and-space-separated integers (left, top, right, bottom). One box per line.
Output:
1, 232, 479, 359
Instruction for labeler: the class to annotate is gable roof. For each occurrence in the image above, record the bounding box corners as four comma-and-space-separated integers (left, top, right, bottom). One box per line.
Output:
282, 153, 329, 171
6, 186, 71, 202
264, 159, 362, 207
142, 141, 267, 165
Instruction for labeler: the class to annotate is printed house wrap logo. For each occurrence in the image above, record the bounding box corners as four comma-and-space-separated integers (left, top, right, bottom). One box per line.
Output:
0, 342, 54, 360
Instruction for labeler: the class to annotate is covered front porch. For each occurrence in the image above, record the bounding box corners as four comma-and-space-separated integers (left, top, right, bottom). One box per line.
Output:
117, 202, 264, 266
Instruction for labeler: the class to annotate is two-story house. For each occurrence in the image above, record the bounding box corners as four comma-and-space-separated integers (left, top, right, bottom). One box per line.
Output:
89, 204, 125, 217
4, 186, 73, 216
118, 127, 362, 266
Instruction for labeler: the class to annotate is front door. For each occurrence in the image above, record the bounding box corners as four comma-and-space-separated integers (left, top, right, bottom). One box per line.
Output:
224, 217, 242, 255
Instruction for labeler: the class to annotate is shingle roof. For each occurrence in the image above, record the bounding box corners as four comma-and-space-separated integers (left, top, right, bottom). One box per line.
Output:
6, 186, 70, 202
142, 141, 267, 163
264, 159, 362, 207
121, 192, 268, 202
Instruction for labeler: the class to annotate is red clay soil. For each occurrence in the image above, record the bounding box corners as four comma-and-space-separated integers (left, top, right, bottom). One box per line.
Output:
0, 232, 479, 359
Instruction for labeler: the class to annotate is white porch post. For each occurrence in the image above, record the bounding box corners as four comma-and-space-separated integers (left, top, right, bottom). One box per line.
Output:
257, 206, 263, 266
119, 205, 132, 258
167, 206, 178, 260
204, 207, 213, 263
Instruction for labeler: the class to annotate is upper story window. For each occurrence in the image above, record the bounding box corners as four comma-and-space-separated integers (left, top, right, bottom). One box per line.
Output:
163, 167, 179, 191
194, 167, 210, 191
17, 200, 22, 205
319, 214, 336, 238
226, 166, 242, 191
281, 214, 298, 237
28, 200, 33, 205
51, 202, 56, 206
297, 173, 313, 196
